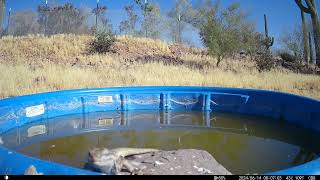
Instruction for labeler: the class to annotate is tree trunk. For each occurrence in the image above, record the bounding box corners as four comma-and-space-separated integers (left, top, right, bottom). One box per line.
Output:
311, 12, 320, 66
216, 57, 222, 67
301, 10, 309, 64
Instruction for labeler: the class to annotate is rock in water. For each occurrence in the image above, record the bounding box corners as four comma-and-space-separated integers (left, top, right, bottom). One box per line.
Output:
24, 165, 43, 175
125, 149, 232, 175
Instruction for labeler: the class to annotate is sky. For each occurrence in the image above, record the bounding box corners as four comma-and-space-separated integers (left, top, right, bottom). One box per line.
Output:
3, 0, 320, 48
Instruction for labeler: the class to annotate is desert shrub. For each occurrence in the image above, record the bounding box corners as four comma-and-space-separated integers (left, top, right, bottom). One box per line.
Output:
255, 51, 275, 72
279, 52, 298, 63
89, 30, 115, 54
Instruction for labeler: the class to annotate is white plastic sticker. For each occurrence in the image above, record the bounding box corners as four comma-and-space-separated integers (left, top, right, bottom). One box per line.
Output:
98, 118, 113, 126
98, 96, 113, 104
72, 120, 80, 129
26, 104, 45, 118
27, 125, 46, 137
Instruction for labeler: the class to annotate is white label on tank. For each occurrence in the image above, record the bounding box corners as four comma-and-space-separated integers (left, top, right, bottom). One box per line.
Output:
98, 96, 113, 104
72, 119, 80, 129
27, 125, 46, 137
98, 118, 113, 126
25, 104, 45, 118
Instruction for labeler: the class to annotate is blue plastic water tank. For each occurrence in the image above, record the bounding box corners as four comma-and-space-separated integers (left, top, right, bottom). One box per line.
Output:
0, 86, 319, 175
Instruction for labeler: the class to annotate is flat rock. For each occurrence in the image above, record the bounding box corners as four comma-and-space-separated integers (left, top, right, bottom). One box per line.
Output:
124, 149, 232, 175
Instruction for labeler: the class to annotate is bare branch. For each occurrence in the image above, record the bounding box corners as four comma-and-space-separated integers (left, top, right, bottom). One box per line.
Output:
304, 0, 316, 13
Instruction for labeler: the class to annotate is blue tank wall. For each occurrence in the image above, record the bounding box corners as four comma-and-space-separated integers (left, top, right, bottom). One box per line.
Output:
0, 86, 319, 175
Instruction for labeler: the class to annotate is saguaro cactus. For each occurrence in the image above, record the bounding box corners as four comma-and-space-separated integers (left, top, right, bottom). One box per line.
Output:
263, 14, 274, 51
309, 32, 314, 64
177, 13, 182, 43
301, 10, 310, 63
295, 0, 320, 66
0, 0, 5, 31
92, 0, 107, 32
6, 7, 10, 34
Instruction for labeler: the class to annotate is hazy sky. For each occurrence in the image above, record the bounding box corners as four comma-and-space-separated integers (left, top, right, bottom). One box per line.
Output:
3, 0, 320, 48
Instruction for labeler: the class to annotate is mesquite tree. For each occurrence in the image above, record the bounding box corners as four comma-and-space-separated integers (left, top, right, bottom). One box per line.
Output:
9, 10, 39, 36
134, 0, 154, 38
295, 0, 320, 66
167, 0, 194, 43
119, 5, 138, 35
200, 2, 255, 67
38, 3, 89, 35
141, 4, 161, 39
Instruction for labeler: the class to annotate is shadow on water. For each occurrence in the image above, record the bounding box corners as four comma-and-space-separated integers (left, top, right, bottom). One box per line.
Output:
292, 148, 318, 166
1, 110, 320, 174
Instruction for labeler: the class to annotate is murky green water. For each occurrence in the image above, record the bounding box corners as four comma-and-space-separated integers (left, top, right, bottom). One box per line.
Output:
1, 111, 320, 174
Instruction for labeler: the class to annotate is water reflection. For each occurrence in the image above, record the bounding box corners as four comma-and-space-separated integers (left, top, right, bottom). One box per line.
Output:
292, 148, 318, 166
1, 110, 320, 174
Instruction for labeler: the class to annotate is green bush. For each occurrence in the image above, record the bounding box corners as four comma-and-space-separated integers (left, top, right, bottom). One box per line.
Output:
89, 30, 116, 54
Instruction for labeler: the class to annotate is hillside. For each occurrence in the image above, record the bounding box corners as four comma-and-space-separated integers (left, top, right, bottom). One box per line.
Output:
0, 34, 319, 99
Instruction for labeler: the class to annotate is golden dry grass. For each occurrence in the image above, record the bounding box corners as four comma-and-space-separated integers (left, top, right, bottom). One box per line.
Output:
0, 34, 319, 100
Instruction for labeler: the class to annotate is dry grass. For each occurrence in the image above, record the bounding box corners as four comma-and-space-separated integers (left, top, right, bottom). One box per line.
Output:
0, 34, 319, 100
